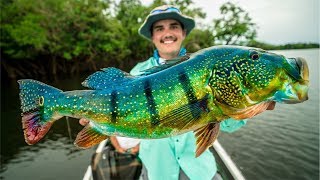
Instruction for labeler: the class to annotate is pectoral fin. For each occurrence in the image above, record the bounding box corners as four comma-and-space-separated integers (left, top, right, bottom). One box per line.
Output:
74, 124, 108, 148
159, 96, 210, 130
194, 123, 220, 157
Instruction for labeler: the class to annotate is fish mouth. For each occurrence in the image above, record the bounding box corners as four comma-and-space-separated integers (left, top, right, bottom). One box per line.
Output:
281, 57, 309, 103
287, 57, 309, 82
296, 57, 309, 82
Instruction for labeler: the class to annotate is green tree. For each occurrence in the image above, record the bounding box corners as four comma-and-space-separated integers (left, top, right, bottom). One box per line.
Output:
112, 0, 152, 70
167, 0, 206, 19
184, 29, 215, 52
1, 0, 48, 59
1, 0, 126, 76
212, 2, 257, 45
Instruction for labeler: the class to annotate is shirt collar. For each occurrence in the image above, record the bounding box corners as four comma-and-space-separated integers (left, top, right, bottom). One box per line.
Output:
153, 48, 187, 65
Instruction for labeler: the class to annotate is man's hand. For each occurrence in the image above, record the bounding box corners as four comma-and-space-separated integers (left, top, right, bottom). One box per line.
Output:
79, 118, 89, 126
110, 136, 128, 154
116, 147, 127, 154
129, 145, 140, 155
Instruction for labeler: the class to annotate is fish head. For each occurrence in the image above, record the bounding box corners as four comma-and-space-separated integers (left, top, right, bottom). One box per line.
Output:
208, 46, 309, 113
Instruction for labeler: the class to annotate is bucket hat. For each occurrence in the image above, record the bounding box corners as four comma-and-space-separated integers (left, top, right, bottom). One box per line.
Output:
139, 5, 195, 40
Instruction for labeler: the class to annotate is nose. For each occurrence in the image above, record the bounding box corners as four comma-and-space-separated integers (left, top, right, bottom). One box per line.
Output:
163, 34, 175, 40
161, 28, 174, 36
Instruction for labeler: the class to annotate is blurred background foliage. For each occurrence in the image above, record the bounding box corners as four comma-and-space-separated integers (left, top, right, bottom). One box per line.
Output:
1, 0, 318, 79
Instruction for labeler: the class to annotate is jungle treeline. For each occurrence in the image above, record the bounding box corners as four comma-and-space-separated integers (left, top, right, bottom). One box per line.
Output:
1, 0, 319, 79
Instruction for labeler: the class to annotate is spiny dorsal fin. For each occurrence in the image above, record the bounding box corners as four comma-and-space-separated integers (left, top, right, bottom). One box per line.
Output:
194, 123, 220, 157
82, 67, 136, 89
166, 53, 191, 63
141, 54, 190, 75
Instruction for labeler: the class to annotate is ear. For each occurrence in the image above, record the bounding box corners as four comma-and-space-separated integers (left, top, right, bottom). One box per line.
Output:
183, 29, 187, 38
182, 29, 187, 39
151, 35, 156, 44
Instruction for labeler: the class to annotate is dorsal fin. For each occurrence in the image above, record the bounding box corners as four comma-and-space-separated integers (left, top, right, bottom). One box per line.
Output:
82, 67, 136, 89
141, 54, 190, 75
166, 53, 190, 63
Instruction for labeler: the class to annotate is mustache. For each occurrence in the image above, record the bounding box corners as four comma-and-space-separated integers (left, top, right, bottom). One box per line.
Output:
160, 36, 177, 43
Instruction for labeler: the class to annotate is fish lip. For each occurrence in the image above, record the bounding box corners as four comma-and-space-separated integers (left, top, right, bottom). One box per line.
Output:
287, 57, 309, 82
295, 57, 309, 82
296, 57, 309, 101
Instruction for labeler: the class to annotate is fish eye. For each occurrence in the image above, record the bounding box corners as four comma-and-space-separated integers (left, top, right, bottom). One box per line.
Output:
250, 51, 260, 60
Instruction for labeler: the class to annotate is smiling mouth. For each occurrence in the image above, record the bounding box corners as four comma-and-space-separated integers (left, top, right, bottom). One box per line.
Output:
163, 40, 174, 44
161, 38, 177, 44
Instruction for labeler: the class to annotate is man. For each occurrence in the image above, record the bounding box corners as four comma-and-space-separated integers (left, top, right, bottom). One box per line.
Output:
80, 4, 275, 179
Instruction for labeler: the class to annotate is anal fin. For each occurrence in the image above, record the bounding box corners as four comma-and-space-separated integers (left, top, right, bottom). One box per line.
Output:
74, 124, 108, 148
194, 123, 220, 157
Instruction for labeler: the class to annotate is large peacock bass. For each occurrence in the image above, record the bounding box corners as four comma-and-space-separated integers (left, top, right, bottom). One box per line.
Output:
18, 45, 309, 157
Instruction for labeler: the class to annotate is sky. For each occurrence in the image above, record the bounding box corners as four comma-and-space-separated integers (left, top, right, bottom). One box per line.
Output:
140, 0, 319, 45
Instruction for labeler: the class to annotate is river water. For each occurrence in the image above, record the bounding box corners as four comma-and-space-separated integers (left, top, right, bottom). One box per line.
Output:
1, 49, 319, 180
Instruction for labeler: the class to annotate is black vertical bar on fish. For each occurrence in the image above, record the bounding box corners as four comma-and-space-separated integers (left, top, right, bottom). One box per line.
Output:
110, 91, 118, 123
178, 71, 199, 118
144, 80, 160, 126
178, 71, 197, 103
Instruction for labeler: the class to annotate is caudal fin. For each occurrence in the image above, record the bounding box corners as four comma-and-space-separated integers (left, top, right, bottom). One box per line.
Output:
18, 79, 63, 145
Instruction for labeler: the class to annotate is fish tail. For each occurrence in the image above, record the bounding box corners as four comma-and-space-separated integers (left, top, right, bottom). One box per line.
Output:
18, 79, 63, 145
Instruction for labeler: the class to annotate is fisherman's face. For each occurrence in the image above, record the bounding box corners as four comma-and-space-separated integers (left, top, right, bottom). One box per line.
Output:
151, 19, 186, 60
